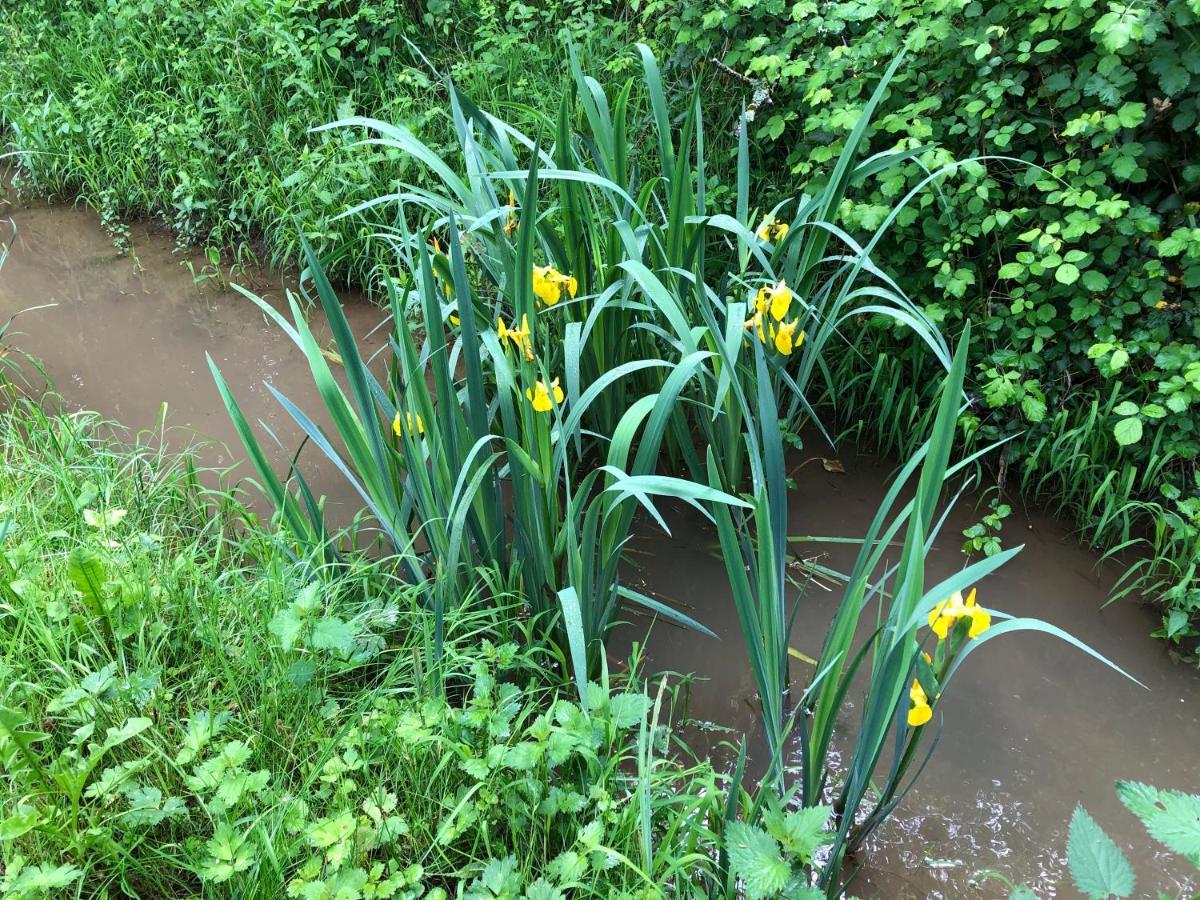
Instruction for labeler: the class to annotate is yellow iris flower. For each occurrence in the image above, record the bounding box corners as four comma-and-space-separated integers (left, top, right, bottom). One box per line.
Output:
908, 679, 933, 727
773, 320, 803, 356
744, 310, 805, 357
392, 411, 424, 437
525, 378, 564, 413
754, 280, 793, 321
532, 264, 578, 306
928, 588, 991, 640
755, 215, 790, 243
497, 314, 534, 361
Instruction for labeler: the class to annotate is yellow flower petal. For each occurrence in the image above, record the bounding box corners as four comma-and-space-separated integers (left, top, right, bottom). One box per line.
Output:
769, 281, 793, 321
754, 286, 770, 315
393, 411, 424, 436
908, 701, 933, 727
774, 222, 789, 240
966, 605, 991, 638
774, 320, 799, 355
908, 679, 932, 726
755, 218, 773, 241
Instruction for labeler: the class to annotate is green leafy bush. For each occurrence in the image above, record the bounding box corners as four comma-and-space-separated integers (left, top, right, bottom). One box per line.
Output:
666, 0, 1200, 644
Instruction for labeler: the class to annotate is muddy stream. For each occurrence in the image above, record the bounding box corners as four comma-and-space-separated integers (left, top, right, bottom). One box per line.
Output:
1, 197, 1197, 899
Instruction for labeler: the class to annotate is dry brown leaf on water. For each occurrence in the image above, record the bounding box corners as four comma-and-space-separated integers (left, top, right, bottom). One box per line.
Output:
821, 458, 845, 474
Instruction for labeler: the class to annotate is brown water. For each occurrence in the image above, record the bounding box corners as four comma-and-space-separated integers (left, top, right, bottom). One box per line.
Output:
1, 196, 1197, 898
0, 196, 386, 520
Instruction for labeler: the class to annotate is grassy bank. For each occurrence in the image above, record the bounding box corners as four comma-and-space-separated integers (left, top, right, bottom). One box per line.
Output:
0, 396, 733, 897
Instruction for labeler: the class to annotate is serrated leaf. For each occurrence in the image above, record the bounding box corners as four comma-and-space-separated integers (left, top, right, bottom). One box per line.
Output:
726, 822, 792, 899
609, 692, 651, 729
0, 805, 41, 841
1117, 781, 1200, 861
1068, 805, 1135, 898
310, 616, 354, 656
268, 607, 304, 651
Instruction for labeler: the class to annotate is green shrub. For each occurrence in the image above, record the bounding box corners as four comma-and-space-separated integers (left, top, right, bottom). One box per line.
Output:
667, 0, 1200, 644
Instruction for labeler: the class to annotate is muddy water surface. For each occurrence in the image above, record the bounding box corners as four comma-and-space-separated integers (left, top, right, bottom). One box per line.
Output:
618, 460, 1200, 898
0, 196, 386, 518
1, 197, 1198, 899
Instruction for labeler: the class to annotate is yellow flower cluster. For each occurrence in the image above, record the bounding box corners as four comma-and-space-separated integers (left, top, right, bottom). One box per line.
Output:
745, 280, 805, 356
907, 588, 992, 728
532, 264, 578, 306
755, 215, 789, 243
497, 314, 534, 361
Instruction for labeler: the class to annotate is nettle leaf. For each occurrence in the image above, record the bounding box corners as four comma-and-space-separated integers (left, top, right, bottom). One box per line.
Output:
1117, 781, 1200, 862
268, 607, 305, 651
310, 616, 354, 656
1021, 394, 1047, 423
608, 692, 650, 729
767, 804, 832, 863
1068, 805, 1135, 898
726, 822, 792, 899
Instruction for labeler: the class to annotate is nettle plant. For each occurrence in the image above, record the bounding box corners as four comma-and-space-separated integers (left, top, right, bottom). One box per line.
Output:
216, 46, 1135, 895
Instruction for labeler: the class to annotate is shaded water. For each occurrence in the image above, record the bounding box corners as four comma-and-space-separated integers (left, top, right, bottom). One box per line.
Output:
0, 196, 1197, 898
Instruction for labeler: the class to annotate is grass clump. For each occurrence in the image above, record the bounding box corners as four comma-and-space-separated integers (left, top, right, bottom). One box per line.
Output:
0, 398, 729, 898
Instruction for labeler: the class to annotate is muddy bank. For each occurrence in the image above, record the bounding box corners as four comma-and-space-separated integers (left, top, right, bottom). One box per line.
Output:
1, 195, 1197, 899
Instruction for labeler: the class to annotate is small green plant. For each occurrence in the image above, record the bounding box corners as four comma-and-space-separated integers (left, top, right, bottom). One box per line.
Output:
962, 494, 1013, 558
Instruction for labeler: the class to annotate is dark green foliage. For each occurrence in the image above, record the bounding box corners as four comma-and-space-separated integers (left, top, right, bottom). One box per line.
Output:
668, 0, 1200, 645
